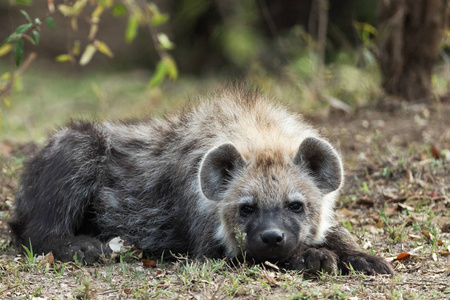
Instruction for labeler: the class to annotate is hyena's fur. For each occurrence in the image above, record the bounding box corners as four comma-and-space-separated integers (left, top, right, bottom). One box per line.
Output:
9, 87, 393, 274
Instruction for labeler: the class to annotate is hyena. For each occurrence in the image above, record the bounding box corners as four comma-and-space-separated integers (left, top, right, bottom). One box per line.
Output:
9, 86, 393, 275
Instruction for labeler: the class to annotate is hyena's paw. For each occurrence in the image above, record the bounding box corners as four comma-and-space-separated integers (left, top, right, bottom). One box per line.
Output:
289, 248, 338, 274
340, 252, 394, 275
53, 236, 111, 264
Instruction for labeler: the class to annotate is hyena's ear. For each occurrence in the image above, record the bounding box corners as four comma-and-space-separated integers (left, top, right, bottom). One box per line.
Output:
199, 143, 246, 201
294, 137, 343, 194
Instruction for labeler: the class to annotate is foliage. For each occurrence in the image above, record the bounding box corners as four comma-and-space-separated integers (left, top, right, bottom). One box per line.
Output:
0, 0, 177, 108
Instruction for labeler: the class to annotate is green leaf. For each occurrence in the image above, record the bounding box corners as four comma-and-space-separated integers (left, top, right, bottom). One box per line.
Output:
13, 39, 24, 66
148, 60, 168, 88
34, 18, 42, 25
2, 33, 17, 46
55, 54, 73, 63
58, 5, 77, 17
45, 17, 55, 30
99, 0, 113, 8
157, 33, 174, 50
112, 4, 127, 16
94, 40, 114, 58
79, 44, 97, 66
163, 56, 178, 79
125, 15, 139, 43
14, 0, 33, 6
32, 30, 39, 45
20, 9, 32, 24
151, 13, 169, 27
0, 44, 13, 57
15, 24, 32, 35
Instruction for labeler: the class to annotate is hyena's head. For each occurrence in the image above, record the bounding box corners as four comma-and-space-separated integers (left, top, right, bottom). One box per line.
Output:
199, 137, 343, 263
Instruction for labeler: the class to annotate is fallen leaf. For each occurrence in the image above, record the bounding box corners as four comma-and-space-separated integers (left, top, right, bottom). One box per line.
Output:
398, 203, 414, 211
420, 150, 427, 161
37, 252, 54, 265
394, 252, 411, 261
142, 259, 157, 268
422, 231, 431, 239
430, 145, 440, 160
440, 223, 450, 233
123, 288, 132, 295
406, 170, 413, 181
376, 219, 383, 228
408, 234, 422, 240
439, 249, 450, 256
108, 237, 132, 253
432, 252, 438, 262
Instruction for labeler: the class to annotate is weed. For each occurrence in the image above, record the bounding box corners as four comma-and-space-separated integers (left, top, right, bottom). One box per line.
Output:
75, 276, 92, 300
359, 181, 370, 194
30, 285, 43, 298
21, 240, 36, 268
234, 226, 247, 264
382, 167, 394, 178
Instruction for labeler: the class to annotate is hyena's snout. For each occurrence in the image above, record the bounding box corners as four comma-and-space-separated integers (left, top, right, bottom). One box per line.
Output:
246, 223, 297, 262
259, 229, 286, 248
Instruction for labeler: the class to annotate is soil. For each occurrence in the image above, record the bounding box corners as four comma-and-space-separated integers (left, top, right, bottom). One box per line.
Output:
0, 98, 449, 299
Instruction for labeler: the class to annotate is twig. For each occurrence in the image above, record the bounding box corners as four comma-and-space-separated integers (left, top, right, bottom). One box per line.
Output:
0, 52, 37, 99
264, 260, 280, 271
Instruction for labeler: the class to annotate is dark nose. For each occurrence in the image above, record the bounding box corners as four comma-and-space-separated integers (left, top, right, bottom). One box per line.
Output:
260, 230, 285, 247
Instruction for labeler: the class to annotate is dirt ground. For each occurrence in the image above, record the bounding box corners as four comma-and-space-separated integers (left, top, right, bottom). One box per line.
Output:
0, 97, 449, 299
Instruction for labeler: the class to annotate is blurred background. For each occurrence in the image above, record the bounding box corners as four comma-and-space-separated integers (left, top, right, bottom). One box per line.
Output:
0, 0, 449, 142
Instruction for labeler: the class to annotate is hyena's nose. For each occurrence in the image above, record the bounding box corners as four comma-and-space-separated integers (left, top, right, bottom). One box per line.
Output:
260, 230, 285, 247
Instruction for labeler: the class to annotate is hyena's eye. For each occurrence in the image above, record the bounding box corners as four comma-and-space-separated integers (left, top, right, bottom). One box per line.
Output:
288, 202, 304, 213
240, 205, 255, 217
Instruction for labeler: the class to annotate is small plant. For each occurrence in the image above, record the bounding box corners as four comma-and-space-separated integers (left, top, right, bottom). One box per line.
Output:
73, 252, 82, 266
30, 285, 43, 298
342, 220, 352, 231
75, 276, 92, 300
359, 181, 370, 194
382, 167, 394, 178
234, 226, 247, 264
22, 239, 36, 265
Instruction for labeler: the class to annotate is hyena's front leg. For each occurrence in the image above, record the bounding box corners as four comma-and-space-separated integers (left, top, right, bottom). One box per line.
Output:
323, 226, 394, 275
288, 247, 338, 274
288, 226, 394, 275
43, 235, 111, 264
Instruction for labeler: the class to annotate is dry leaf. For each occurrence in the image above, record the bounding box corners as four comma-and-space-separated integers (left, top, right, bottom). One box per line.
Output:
142, 259, 157, 268
432, 252, 438, 262
37, 252, 54, 265
376, 219, 383, 228
398, 203, 414, 211
394, 252, 411, 261
439, 249, 450, 256
123, 288, 132, 295
408, 234, 422, 240
420, 150, 428, 161
430, 145, 440, 160
422, 231, 431, 239
406, 170, 413, 182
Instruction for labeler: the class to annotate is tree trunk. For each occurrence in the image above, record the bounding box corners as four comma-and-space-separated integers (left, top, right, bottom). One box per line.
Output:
377, 0, 444, 102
